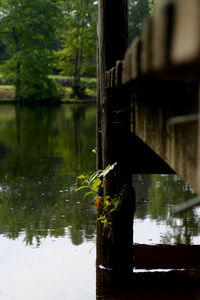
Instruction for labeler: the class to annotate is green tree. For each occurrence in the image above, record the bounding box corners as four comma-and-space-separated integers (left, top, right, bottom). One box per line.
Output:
128, 0, 150, 44
55, 0, 97, 98
148, 0, 167, 15
0, 0, 63, 101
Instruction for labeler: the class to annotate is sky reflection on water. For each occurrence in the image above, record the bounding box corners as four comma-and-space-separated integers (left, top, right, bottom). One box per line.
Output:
0, 235, 96, 300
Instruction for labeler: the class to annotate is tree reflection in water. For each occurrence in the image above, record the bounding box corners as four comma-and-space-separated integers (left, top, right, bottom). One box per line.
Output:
97, 175, 200, 299
0, 104, 97, 246
133, 174, 199, 244
0, 105, 200, 299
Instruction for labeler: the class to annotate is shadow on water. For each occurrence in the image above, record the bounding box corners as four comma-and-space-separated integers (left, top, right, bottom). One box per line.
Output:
0, 104, 97, 246
96, 174, 200, 299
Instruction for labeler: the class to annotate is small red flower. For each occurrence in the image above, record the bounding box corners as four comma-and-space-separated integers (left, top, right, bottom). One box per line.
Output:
94, 199, 100, 208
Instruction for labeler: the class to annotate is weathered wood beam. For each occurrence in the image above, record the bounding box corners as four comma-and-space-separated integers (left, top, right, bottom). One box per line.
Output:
141, 18, 153, 75
134, 244, 200, 269
171, 0, 200, 66
104, 0, 200, 191
123, 38, 142, 84
134, 82, 200, 194
120, 0, 200, 84
97, 249, 200, 298
97, 0, 135, 292
98, 0, 129, 169
115, 60, 123, 87
151, 2, 174, 72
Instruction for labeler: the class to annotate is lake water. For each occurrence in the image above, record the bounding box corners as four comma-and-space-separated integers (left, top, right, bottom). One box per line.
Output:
0, 104, 199, 299
0, 104, 97, 299
133, 174, 200, 246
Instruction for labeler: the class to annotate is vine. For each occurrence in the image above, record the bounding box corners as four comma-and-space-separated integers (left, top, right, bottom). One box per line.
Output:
75, 162, 122, 236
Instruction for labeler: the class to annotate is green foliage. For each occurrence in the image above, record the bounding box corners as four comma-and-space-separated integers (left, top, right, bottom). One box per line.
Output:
76, 163, 118, 197
75, 162, 123, 237
50, 75, 96, 90
128, 0, 150, 43
55, 0, 97, 97
128, 0, 168, 43
0, 39, 9, 64
0, 0, 63, 101
72, 77, 86, 99
148, 0, 167, 15
96, 193, 123, 235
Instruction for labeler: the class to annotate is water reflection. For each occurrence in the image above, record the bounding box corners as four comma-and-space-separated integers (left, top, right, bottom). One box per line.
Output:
97, 174, 200, 299
1, 104, 200, 299
133, 174, 200, 244
0, 104, 97, 246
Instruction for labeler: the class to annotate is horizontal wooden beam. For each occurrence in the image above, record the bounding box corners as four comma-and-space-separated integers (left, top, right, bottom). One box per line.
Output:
97, 245, 200, 298
105, 80, 200, 192
133, 82, 200, 194
104, 0, 200, 88
134, 244, 200, 269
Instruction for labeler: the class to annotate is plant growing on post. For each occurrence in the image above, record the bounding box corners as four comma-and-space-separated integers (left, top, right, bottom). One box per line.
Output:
75, 162, 123, 237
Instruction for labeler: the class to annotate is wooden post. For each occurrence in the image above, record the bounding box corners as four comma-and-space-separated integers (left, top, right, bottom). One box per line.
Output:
97, 0, 129, 170
96, 0, 135, 295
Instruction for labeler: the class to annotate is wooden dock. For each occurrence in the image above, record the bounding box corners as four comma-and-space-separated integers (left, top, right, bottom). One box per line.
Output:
96, 0, 200, 290
103, 0, 200, 195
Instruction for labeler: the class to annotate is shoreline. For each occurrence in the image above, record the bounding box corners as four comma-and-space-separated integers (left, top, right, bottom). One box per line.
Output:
0, 90, 96, 105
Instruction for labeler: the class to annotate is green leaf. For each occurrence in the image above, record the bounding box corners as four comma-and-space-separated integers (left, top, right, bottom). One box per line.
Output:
110, 200, 120, 213
76, 174, 87, 181
97, 215, 106, 222
100, 162, 117, 177
75, 186, 89, 192
83, 191, 95, 200
89, 171, 99, 183
91, 178, 101, 193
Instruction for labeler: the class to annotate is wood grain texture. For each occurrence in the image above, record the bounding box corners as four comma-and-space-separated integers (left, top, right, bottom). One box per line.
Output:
152, 2, 174, 72
171, 0, 200, 65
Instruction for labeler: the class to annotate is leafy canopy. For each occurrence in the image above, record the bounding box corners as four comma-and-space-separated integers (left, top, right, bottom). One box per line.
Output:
55, 0, 97, 78
128, 0, 150, 43
0, 0, 63, 101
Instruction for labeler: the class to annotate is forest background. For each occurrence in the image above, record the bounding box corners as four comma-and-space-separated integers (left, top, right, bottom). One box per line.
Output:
0, 0, 164, 102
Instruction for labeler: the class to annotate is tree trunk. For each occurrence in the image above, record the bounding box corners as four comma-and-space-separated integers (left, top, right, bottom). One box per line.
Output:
13, 27, 21, 101
15, 62, 21, 101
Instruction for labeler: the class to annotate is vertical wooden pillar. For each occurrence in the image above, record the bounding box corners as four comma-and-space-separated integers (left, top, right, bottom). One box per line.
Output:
198, 84, 200, 187
97, 0, 129, 170
96, 0, 135, 296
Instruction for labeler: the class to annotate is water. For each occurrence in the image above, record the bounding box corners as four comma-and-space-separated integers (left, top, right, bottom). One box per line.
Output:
0, 104, 97, 299
133, 174, 200, 245
0, 104, 199, 299
98, 175, 200, 299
